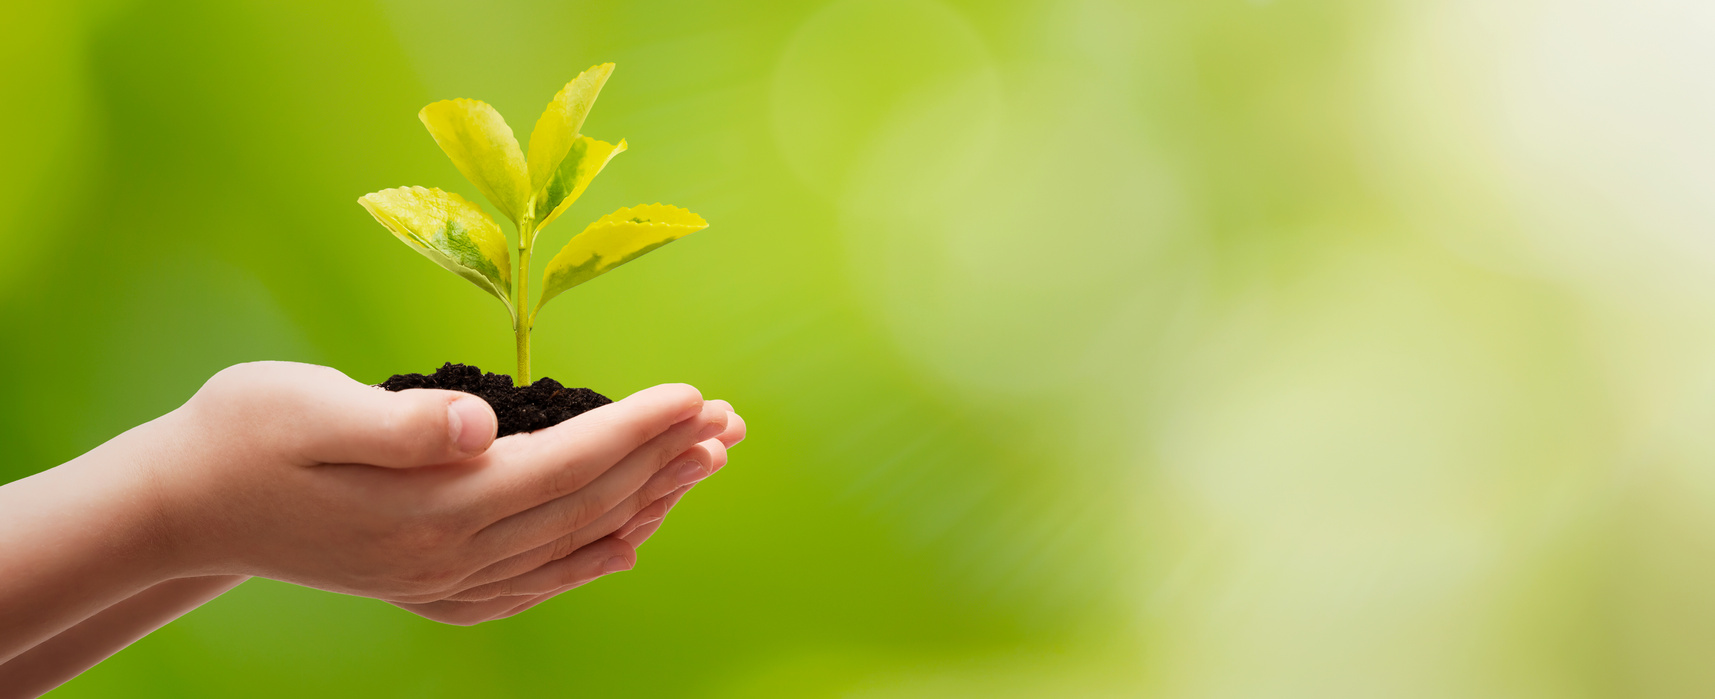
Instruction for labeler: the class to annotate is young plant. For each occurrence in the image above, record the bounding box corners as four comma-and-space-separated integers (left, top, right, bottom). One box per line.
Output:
358, 63, 708, 385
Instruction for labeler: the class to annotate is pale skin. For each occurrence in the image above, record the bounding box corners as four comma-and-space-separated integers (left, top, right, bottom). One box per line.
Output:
0, 362, 746, 698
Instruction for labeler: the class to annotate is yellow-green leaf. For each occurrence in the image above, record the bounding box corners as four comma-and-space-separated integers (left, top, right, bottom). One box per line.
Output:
527, 63, 615, 199
537, 204, 709, 313
358, 186, 515, 322
532, 136, 627, 239
418, 99, 531, 225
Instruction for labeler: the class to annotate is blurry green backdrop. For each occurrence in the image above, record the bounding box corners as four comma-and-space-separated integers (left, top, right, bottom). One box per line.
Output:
6, 0, 1715, 696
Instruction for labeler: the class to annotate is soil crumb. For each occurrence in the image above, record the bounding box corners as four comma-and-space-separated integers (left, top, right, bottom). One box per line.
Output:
379, 363, 611, 438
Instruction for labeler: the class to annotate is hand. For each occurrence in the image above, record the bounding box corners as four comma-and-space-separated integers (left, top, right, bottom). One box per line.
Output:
146, 361, 730, 604
0, 361, 748, 685
392, 401, 747, 625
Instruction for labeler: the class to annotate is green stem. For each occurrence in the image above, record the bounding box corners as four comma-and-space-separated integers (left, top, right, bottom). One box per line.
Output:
514, 216, 535, 386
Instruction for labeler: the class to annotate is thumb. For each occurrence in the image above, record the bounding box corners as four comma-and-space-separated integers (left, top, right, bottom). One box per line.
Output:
298, 385, 498, 467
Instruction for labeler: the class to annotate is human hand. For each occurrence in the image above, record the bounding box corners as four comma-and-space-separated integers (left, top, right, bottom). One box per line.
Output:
143, 361, 732, 606
0, 360, 747, 678
391, 402, 746, 625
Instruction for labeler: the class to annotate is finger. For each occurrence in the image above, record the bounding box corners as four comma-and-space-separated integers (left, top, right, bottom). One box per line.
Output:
620, 518, 666, 548
473, 406, 725, 559
449, 537, 636, 601
452, 438, 713, 599
279, 369, 496, 467
497, 580, 591, 619
612, 486, 691, 552
390, 594, 527, 626
660, 485, 692, 514
622, 484, 695, 547
499, 593, 559, 619
611, 439, 716, 540
615, 496, 673, 539
489, 493, 703, 618
606, 435, 728, 553
447, 472, 673, 595
702, 436, 730, 473
493, 566, 625, 621
494, 567, 617, 618
392, 565, 619, 625
613, 436, 725, 549
707, 402, 746, 449
470, 454, 708, 592
462, 383, 705, 517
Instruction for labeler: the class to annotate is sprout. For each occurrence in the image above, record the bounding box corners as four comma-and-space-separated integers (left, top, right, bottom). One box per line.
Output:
359, 64, 708, 385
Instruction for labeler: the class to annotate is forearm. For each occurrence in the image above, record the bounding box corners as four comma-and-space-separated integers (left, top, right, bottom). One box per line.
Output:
0, 415, 190, 664
0, 575, 247, 698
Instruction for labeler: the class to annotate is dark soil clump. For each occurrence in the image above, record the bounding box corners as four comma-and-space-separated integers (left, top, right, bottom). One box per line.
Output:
378, 363, 611, 438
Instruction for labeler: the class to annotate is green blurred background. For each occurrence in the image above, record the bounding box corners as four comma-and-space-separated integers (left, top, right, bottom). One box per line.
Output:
5, 0, 1715, 695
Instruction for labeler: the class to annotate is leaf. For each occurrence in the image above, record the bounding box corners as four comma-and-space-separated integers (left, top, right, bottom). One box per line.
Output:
537, 204, 709, 313
358, 186, 515, 323
532, 136, 627, 240
527, 63, 616, 201
418, 99, 531, 225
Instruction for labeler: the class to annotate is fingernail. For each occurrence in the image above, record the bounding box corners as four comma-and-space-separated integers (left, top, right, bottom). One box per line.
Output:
449, 398, 495, 454
672, 460, 708, 486
602, 556, 633, 574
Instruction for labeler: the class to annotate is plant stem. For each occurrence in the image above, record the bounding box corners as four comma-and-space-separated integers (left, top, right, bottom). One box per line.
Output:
514, 216, 534, 386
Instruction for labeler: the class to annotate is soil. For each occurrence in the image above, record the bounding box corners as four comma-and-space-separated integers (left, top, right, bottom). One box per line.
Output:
378, 363, 611, 438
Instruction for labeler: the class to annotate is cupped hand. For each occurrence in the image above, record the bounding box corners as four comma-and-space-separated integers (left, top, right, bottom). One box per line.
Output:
392, 403, 746, 625
145, 362, 739, 610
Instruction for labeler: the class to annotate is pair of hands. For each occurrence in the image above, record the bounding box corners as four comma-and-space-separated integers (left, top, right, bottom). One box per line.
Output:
141, 362, 746, 625
0, 361, 745, 695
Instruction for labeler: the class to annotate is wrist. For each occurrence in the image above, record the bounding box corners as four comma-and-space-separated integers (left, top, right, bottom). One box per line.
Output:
63, 411, 200, 584
0, 413, 196, 662
113, 406, 231, 580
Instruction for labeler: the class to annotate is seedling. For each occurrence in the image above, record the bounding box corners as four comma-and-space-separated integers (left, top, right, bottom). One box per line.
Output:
359, 63, 708, 385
